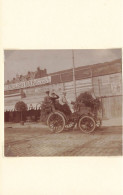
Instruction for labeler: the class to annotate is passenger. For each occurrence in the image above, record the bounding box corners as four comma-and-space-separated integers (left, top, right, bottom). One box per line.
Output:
59, 91, 68, 105
59, 91, 72, 115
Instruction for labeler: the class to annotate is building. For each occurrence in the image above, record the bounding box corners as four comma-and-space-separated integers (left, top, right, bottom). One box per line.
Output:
4, 59, 122, 121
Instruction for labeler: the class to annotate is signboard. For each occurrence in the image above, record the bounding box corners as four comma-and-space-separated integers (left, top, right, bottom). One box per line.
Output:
4, 76, 51, 91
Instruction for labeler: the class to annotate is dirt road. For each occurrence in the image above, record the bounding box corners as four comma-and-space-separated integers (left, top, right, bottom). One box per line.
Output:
4, 126, 122, 156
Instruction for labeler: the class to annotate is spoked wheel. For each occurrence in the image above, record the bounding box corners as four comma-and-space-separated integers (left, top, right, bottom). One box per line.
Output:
78, 115, 96, 133
47, 112, 65, 133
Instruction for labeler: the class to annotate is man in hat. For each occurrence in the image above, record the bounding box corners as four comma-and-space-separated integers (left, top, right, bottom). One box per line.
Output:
50, 92, 59, 105
44, 91, 51, 104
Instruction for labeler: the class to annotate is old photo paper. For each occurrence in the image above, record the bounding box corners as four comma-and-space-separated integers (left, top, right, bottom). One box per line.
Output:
0, 0, 122, 194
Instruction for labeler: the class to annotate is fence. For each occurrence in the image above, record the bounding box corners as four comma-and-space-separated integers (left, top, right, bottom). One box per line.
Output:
4, 109, 41, 123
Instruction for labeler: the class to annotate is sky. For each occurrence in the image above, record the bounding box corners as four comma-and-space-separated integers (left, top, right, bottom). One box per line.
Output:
4, 49, 122, 82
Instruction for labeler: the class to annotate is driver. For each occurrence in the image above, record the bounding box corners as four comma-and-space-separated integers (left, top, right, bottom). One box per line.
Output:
50, 92, 59, 108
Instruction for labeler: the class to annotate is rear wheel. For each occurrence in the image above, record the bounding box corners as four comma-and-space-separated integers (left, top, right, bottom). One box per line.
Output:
78, 115, 96, 133
47, 112, 65, 133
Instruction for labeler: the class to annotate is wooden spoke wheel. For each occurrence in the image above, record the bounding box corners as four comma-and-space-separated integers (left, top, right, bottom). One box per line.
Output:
47, 112, 65, 133
78, 115, 96, 133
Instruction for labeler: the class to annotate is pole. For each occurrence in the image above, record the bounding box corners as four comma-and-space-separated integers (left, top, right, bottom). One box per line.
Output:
98, 78, 103, 119
72, 50, 77, 100
60, 73, 65, 91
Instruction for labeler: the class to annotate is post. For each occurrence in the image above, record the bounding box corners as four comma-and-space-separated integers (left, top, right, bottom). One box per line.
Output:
98, 78, 103, 119
60, 73, 65, 91
72, 50, 77, 101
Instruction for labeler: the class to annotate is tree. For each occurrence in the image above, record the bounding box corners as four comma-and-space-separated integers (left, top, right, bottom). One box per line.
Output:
75, 92, 102, 114
15, 101, 28, 122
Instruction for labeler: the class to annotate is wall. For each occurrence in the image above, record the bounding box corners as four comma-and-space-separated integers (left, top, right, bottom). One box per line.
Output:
102, 96, 122, 119
4, 60, 122, 119
92, 73, 122, 119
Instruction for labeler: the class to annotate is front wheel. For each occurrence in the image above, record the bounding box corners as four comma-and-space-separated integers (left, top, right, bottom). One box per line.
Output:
78, 115, 96, 133
47, 112, 65, 133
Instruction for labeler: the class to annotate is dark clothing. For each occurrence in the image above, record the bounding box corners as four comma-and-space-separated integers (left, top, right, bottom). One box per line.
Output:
62, 103, 72, 116
44, 95, 51, 104
50, 95, 59, 105
54, 101, 72, 116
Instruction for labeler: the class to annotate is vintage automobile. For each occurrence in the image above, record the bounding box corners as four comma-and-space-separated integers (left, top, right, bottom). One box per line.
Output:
45, 100, 102, 134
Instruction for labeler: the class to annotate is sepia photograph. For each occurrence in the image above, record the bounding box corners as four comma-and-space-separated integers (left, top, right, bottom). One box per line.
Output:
4, 49, 122, 156
1, 0, 122, 194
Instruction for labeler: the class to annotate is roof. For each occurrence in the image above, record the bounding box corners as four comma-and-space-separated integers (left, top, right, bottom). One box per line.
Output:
49, 58, 122, 76
4, 58, 122, 91
51, 59, 122, 84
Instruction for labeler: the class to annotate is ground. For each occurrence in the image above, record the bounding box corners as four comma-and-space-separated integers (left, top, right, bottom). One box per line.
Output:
4, 125, 122, 156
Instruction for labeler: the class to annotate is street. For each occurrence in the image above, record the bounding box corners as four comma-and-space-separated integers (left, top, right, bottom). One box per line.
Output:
4, 125, 122, 156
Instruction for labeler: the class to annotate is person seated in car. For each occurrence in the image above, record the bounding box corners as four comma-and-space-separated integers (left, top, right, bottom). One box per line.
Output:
44, 91, 52, 105
50, 92, 59, 107
59, 91, 72, 115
